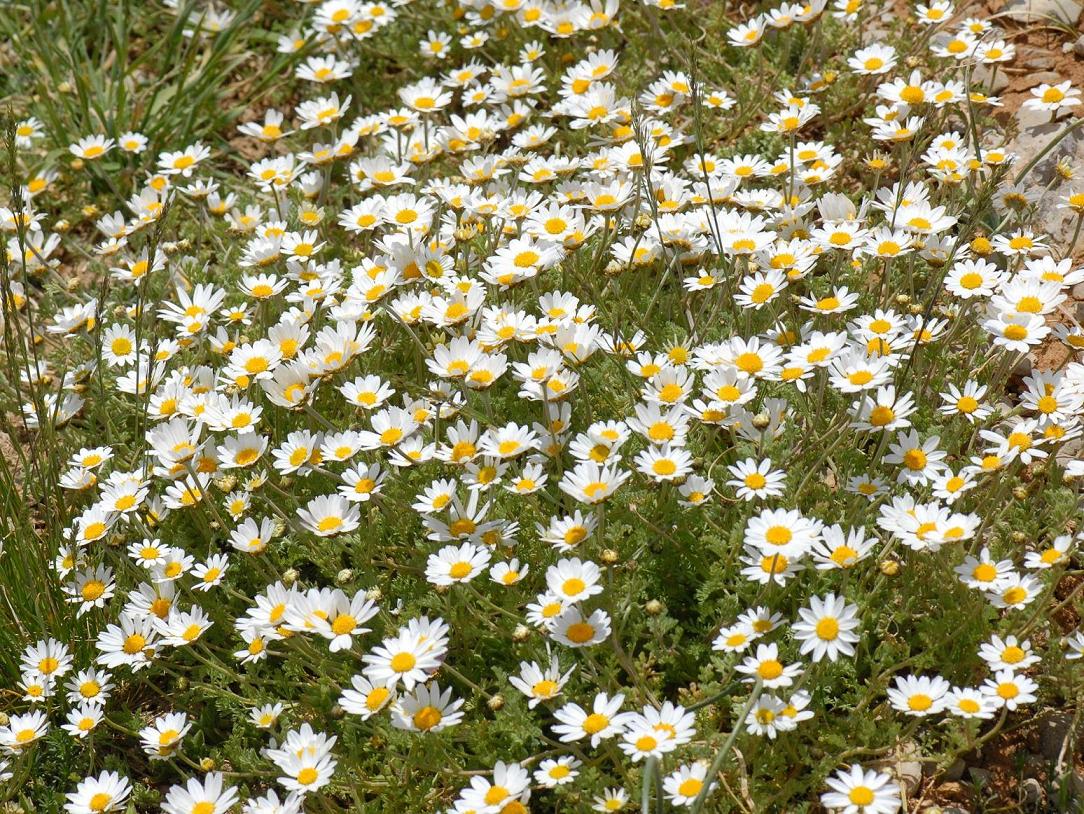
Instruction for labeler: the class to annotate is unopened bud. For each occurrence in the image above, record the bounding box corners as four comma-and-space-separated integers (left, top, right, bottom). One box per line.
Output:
1012, 486, 1028, 500
487, 694, 505, 711
335, 569, 354, 586
600, 548, 619, 565
365, 587, 383, 602
879, 559, 900, 576
645, 599, 665, 616
199, 758, 215, 771
282, 568, 299, 586
1011, 531, 1027, 544
512, 624, 530, 642
752, 413, 771, 430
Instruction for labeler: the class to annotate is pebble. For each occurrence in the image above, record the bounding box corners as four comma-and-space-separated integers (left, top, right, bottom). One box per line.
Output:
974, 64, 1009, 93
876, 741, 924, 795
1075, 34, 1084, 57
968, 767, 992, 787
1037, 711, 1076, 761
1021, 777, 1044, 805
1027, 71, 1065, 86
1021, 51, 1056, 70
944, 758, 967, 782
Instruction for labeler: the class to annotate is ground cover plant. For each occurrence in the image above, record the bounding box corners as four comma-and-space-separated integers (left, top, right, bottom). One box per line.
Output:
1, 0, 1084, 811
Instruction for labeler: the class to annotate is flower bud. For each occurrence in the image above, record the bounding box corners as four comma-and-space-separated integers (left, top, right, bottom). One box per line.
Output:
512, 624, 530, 642
600, 548, 619, 565
645, 599, 665, 616
335, 569, 354, 586
487, 694, 505, 711
879, 558, 900, 576
200, 758, 215, 771
282, 568, 299, 586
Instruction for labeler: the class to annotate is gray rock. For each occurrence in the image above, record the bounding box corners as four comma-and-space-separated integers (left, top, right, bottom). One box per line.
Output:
1021, 777, 1044, 805
1059, 436, 1084, 468
969, 767, 992, 787
975, 63, 1010, 94
944, 758, 967, 781
1005, 118, 1084, 242
876, 741, 923, 795
896, 760, 923, 795
1027, 71, 1066, 86
1004, 0, 1082, 24
1022, 51, 1056, 70
1015, 104, 1057, 131
1038, 711, 1076, 761
1075, 34, 1084, 56
1014, 353, 1034, 378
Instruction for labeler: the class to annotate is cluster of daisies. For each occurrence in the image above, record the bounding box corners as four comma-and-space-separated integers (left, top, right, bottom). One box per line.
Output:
3, 0, 1084, 810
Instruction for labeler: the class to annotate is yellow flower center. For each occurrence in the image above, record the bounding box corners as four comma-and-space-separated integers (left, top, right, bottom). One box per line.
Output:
413, 705, 443, 730
82, 580, 106, 601
765, 526, 792, 546
908, 693, 932, 711
815, 618, 839, 640
849, 786, 875, 806
757, 660, 784, 680
583, 713, 609, 734
565, 621, 595, 643
903, 449, 927, 470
